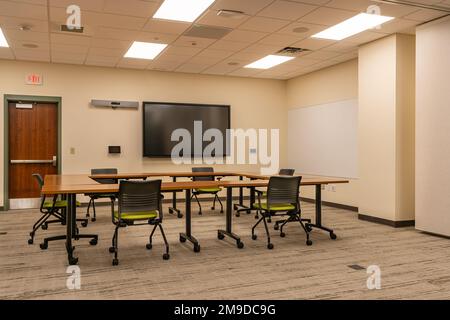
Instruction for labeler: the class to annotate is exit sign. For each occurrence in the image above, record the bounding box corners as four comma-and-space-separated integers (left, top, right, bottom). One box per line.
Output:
26, 73, 43, 85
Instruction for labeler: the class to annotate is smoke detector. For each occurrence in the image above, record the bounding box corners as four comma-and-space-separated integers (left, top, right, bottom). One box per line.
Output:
19, 24, 32, 31
217, 9, 245, 19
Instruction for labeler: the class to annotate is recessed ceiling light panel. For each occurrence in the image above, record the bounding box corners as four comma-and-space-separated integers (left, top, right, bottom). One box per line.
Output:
0, 28, 9, 47
312, 13, 394, 41
153, 0, 215, 23
124, 41, 168, 60
245, 55, 295, 70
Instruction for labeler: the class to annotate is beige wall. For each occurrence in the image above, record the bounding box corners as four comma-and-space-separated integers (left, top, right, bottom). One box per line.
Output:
358, 34, 415, 222
0, 60, 288, 206
286, 59, 359, 207
416, 16, 450, 236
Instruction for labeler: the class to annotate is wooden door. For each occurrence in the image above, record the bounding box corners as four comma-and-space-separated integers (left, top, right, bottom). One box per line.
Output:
8, 102, 58, 206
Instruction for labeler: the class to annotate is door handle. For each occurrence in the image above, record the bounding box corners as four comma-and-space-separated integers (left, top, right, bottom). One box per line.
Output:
10, 157, 57, 166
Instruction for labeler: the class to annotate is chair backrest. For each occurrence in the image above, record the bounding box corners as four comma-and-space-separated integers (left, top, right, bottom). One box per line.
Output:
279, 168, 295, 176
192, 167, 214, 181
32, 173, 44, 190
118, 180, 162, 217
91, 168, 118, 184
267, 176, 302, 208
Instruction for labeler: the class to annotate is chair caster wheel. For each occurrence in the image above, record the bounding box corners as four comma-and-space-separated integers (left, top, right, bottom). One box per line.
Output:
267, 243, 274, 250
81, 221, 88, 228
233, 204, 238, 211
112, 259, 119, 266
194, 244, 201, 253
40, 243, 48, 250
237, 241, 244, 249
177, 213, 183, 219
42, 224, 48, 230
252, 235, 257, 240
306, 226, 313, 232
198, 211, 203, 215
169, 209, 174, 214
330, 233, 337, 240
254, 215, 259, 220
69, 257, 78, 265
220, 210, 224, 214
267, 219, 272, 223
236, 213, 241, 218
61, 221, 67, 226
274, 224, 279, 231
91, 218, 96, 222
28, 239, 34, 245
109, 247, 116, 253
163, 253, 170, 260
180, 236, 187, 243
280, 232, 286, 238
89, 239, 98, 246
306, 240, 313, 246
146, 244, 152, 250
211, 207, 215, 210
218, 233, 225, 240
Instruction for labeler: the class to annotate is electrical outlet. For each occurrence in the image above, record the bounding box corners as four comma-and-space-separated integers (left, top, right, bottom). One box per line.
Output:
330, 185, 336, 192
250, 148, 257, 154
70, 147, 76, 155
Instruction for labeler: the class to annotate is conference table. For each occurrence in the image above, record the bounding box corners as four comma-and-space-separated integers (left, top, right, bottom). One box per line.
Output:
42, 172, 349, 265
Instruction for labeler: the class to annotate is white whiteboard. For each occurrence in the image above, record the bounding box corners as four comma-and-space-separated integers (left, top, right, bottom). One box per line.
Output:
288, 99, 358, 178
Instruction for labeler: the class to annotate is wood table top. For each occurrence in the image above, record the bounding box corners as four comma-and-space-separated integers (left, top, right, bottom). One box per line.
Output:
41, 181, 223, 195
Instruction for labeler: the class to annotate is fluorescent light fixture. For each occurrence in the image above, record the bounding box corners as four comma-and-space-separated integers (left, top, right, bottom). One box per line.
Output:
312, 13, 394, 41
0, 28, 9, 47
153, 0, 215, 23
124, 41, 168, 60
245, 55, 295, 69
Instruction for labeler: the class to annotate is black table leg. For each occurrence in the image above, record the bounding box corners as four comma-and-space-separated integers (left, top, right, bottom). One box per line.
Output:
169, 177, 183, 218
66, 194, 78, 265
179, 189, 200, 252
306, 185, 337, 240
218, 187, 244, 249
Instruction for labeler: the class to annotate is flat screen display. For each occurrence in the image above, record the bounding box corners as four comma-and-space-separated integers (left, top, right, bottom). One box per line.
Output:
143, 102, 230, 157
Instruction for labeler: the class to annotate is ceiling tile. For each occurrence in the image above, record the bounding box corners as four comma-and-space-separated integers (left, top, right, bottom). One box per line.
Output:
147, 60, 183, 72
143, 19, 191, 35
163, 45, 203, 57
103, 0, 160, 18
375, 18, 419, 34
322, 41, 359, 53
344, 30, 388, 45
51, 33, 92, 46
196, 48, 235, 59
221, 29, 268, 43
51, 43, 90, 54
2, 29, 49, 43
0, 0, 48, 20
208, 39, 250, 51
292, 37, 336, 51
90, 38, 132, 49
228, 68, 263, 77
93, 26, 138, 40
13, 47, 50, 61
0, 16, 49, 32
88, 46, 125, 57
239, 16, 291, 33
85, 54, 120, 66
299, 7, 356, 26
117, 58, 151, 69
155, 54, 193, 64
172, 36, 217, 48
211, 0, 275, 16
403, 8, 448, 22
257, 1, 318, 21
51, 51, 87, 64
258, 33, 300, 46
277, 21, 328, 38
303, 49, 342, 60
176, 63, 211, 73
187, 55, 226, 65
197, 9, 251, 29
49, 0, 105, 12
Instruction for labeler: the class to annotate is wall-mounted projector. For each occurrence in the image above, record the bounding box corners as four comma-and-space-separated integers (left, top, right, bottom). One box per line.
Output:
90, 99, 139, 109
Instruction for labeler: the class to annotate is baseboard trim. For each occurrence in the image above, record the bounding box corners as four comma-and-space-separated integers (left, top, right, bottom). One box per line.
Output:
358, 213, 415, 228
300, 197, 358, 212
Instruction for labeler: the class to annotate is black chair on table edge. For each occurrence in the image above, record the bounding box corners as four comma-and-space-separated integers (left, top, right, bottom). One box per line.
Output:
252, 175, 312, 249
85, 168, 118, 222
29, 174, 95, 250
109, 180, 170, 266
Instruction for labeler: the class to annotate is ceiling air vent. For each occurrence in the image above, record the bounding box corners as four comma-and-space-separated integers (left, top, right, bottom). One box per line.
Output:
183, 25, 232, 39
276, 47, 310, 56
60, 24, 84, 33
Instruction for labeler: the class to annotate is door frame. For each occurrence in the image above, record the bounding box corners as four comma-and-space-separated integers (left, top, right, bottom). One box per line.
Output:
3, 95, 62, 211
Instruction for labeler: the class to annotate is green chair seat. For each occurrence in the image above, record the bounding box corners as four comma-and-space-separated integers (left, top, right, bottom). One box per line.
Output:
43, 200, 81, 209
195, 187, 222, 193
114, 210, 158, 221
253, 203, 296, 211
